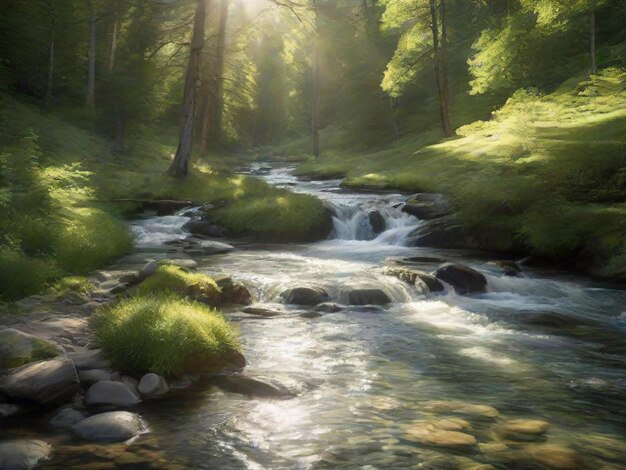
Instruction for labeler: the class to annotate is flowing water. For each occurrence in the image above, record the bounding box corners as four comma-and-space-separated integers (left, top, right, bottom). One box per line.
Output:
9, 166, 626, 469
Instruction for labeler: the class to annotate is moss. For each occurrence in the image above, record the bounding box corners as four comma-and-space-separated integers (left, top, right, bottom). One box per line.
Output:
212, 190, 333, 242
91, 294, 242, 376
134, 265, 221, 305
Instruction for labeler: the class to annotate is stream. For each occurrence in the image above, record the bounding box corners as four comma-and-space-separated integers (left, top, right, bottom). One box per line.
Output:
9, 166, 626, 468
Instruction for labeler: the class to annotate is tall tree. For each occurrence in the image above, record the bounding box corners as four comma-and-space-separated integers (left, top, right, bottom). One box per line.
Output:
199, 0, 229, 155
44, 0, 56, 108
428, 0, 453, 137
107, 0, 119, 73
86, 0, 97, 108
311, 0, 321, 158
169, 0, 208, 176
589, 0, 596, 75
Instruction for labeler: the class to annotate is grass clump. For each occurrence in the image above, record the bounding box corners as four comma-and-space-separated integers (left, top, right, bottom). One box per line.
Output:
0, 247, 60, 301
91, 294, 241, 376
135, 265, 221, 305
48, 276, 94, 297
212, 190, 332, 242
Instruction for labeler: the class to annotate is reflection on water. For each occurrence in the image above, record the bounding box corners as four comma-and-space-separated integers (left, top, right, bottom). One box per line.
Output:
7, 165, 626, 469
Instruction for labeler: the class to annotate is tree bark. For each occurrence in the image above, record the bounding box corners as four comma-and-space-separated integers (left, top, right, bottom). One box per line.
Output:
169, 0, 208, 177
86, 1, 97, 108
311, 1, 321, 158
44, 1, 55, 108
199, 0, 229, 155
589, 0, 596, 75
428, 0, 453, 138
107, 0, 118, 73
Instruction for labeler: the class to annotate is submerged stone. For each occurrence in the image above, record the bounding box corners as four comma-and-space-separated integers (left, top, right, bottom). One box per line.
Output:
0, 440, 52, 470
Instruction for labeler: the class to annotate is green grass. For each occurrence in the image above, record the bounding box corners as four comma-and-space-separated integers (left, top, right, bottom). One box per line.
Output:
90, 294, 241, 376
134, 265, 221, 305
287, 68, 626, 278
48, 276, 94, 297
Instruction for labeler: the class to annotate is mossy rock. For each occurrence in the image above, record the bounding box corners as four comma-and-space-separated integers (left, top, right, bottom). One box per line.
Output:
134, 265, 221, 306
0, 329, 61, 369
90, 294, 243, 376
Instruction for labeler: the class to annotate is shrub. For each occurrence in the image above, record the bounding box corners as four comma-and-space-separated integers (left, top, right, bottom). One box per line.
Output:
134, 265, 221, 305
0, 247, 60, 301
91, 295, 242, 376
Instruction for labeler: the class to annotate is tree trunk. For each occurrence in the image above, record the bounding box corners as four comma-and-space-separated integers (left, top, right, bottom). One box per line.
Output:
44, 1, 55, 108
199, 0, 229, 155
589, 0, 596, 75
169, 0, 208, 177
311, 1, 321, 158
428, 0, 453, 138
113, 111, 126, 154
438, 0, 453, 137
86, 1, 97, 108
107, 0, 118, 73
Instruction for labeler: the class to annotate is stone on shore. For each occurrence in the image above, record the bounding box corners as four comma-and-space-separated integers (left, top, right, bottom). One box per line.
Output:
84, 380, 141, 407
0, 329, 61, 369
73, 411, 146, 442
138, 373, 169, 398
49, 407, 85, 428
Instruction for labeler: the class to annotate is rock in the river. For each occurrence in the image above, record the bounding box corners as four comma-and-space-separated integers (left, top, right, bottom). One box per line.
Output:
420, 400, 499, 419
281, 286, 330, 306
183, 219, 225, 238
488, 260, 523, 277
215, 275, 253, 305
498, 419, 550, 441
407, 216, 478, 249
299, 311, 322, 319
49, 407, 85, 428
383, 267, 444, 294
314, 302, 342, 313
405, 424, 477, 448
138, 260, 158, 280
242, 306, 282, 317
84, 380, 141, 407
159, 258, 199, 270
0, 404, 23, 419
138, 374, 169, 398
369, 210, 386, 235
0, 357, 79, 405
73, 411, 146, 442
523, 444, 580, 469
346, 288, 391, 305
433, 263, 487, 295
213, 375, 293, 398
0, 329, 61, 369
78, 369, 112, 385
402, 193, 451, 219
0, 440, 52, 470
185, 239, 234, 255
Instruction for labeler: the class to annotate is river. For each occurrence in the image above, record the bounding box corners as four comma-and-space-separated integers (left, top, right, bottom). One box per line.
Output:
14, 166, 626, 468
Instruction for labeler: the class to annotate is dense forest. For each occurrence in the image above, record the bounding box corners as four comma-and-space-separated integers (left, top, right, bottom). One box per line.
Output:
1, 1, 626, 468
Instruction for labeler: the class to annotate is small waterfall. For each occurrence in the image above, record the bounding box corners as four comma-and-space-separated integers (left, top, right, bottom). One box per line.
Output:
329, 202, 421, 246
130, 212, 192, 247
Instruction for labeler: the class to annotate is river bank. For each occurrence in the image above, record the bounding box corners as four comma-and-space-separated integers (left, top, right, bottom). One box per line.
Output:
2, 165, 625, 469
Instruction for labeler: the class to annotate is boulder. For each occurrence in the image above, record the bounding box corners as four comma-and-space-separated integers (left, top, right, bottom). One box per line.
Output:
402, 193, 451, 220
67, 350, 111, 371
0, 357, 79, 405
407, 216, 478, 250
281, 286, 330, 306
0, 440, 52, 470
242, 307, 282, 317
159, 258, 199, 270
0, 329, 61, 369
368, 211, 386, 235
49, 407, 85, 428
383, 267, 444, 294
73, 411, 146, 442
183, 219, 225, 238
84, 381, 141, 407
121, 376, 139, 390
213, 375, 293, 398
498, 419, 550, 441
489, 260, 523, 277
137, 374, 169, 398
433, 263, 487, 295
78, 369, 112, 385
138, 260, 158, 280
215, 276, 253, 305
346, 288, 391, 305
313, 303, 342, 313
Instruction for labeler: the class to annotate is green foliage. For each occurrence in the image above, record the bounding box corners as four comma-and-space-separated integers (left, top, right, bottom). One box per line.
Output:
49, 276, 95, 297
135, 265, 220, 304
91, 294, 241, 376
0, 247, 60, 301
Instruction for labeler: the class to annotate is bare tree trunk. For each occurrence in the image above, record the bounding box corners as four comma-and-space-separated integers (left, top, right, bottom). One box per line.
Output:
169, 0, 207, 177
113, 111, 126, 154
199, 0, 229, 155
44, 1, 55, 108
86, 1, 97, 108
589, 0, 596, 75
311, 1, 321, 158
107, 0, 118, 73
439, 0, 453, 137
428, 0, 453, 138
